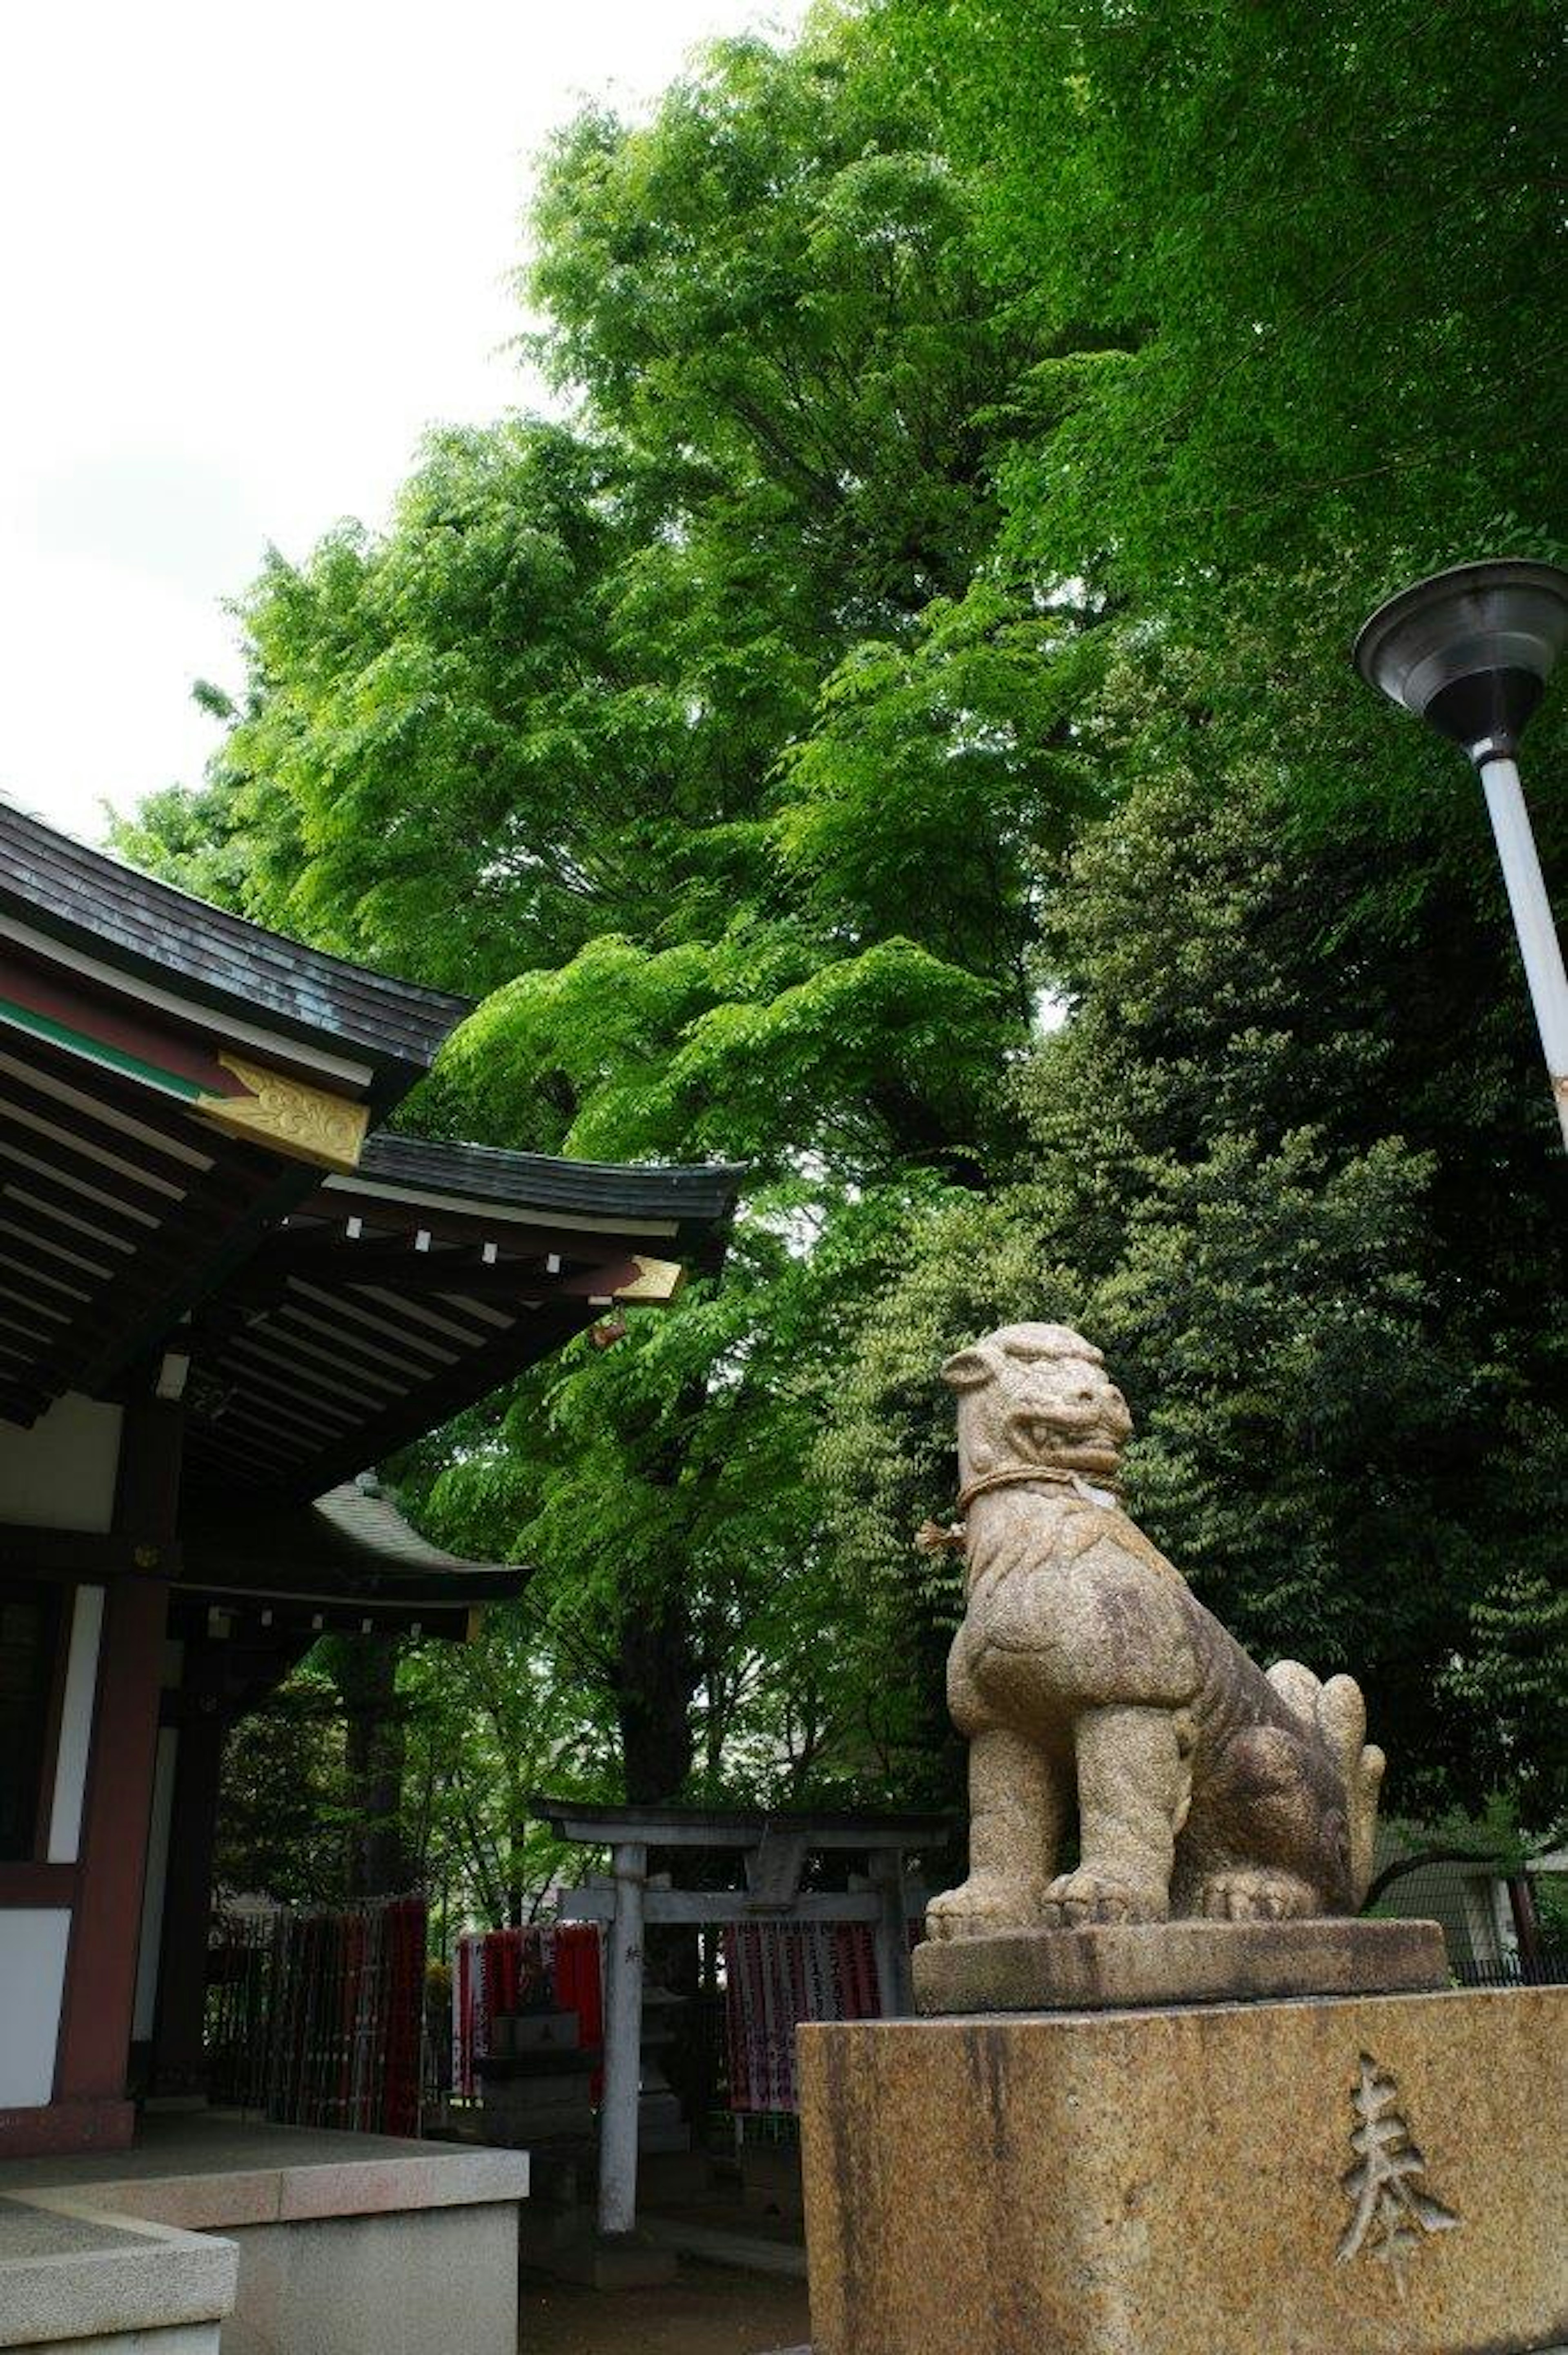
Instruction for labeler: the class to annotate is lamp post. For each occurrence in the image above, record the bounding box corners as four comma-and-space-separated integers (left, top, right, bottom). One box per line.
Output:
1354, 558, 1568, 1152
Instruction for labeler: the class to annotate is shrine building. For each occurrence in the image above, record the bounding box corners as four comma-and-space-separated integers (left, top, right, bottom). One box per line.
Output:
0, 798, 738, 2163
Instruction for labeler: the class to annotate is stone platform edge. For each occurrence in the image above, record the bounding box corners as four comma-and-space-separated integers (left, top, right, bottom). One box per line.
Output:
911, 1913, 1446, 2014
6, 2140, 529, 2237
0, 2193, 238, 2351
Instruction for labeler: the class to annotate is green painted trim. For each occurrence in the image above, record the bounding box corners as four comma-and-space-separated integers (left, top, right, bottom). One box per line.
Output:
0, 995, 203, 1100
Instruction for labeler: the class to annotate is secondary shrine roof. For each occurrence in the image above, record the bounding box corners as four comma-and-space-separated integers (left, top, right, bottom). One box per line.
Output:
175, 1479, 530, 1641
354, 1133, 739, 1252
186, 1139, 741, 1499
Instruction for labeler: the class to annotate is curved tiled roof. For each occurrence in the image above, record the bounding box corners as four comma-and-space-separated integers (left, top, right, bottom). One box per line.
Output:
176, 1479, 530, 1636
0, 799, 470, 1082
182, 1478, 527, 1592
355, 1132, 744, 1233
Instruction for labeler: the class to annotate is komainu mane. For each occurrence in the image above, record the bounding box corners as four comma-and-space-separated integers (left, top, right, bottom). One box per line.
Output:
927, 1323, 1385, 1940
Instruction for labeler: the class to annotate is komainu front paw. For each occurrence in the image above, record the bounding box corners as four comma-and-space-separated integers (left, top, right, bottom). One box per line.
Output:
925, 1874, 1050, 1942
1196, 1870, 1316, 1922
1042, 1868, 1169, 1927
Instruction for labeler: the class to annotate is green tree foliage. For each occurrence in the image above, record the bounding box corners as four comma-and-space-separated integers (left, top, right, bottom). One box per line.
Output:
214, 1669, 352, 1906
829, 0, 1568, 1825
878, 0, 1566, 589
121, 25, 1084, 1847
120, 0, 1566, 1879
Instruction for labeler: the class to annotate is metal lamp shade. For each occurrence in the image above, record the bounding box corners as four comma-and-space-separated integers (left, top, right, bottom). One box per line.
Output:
1353, 558, 1568, 758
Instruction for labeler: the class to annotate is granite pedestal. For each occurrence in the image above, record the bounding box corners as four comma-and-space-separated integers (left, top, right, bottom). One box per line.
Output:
0, 2194, 235, 2354
799, 1982, 1568, 2355
911, 1914, 1447, 2013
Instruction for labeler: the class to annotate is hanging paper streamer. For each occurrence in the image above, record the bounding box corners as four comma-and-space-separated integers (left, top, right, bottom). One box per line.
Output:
722, 1922, 884, 2115
207, 1895, 427, 2136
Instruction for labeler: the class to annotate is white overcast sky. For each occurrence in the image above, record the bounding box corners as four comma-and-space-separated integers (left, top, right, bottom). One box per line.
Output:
0, 0, 806, 845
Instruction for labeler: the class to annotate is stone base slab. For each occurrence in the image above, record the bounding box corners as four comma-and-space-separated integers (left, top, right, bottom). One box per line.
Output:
517, 2211, 677, 2287
912, 1915, 1447, 2014
0, 2117, 527, 2355
0, 2194, 235, 2352
798, 1986, 1568, 2355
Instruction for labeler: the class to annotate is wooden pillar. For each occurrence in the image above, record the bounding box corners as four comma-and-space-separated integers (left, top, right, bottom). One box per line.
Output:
598, 1839, 647, 2238
870, 1848, 913, 2018
53, 1571, 167, 2127
150, 1703, 227, 2096
54, 1396, 181, 2134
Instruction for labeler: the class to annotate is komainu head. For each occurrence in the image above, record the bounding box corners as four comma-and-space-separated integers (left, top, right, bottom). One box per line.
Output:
942, 1323, 1132, 1490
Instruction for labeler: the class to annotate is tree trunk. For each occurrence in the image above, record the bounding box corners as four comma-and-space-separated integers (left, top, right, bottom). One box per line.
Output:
616, 1586, 699, 1804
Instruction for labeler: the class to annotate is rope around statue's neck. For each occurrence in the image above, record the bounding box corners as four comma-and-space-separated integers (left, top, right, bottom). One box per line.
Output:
914, 1464, 1123, 1557
955, 1464, 1120, 1513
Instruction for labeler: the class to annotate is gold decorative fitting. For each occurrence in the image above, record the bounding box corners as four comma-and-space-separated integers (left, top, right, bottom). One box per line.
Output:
133, 1543, 161, 1570
194, 1053, 370, 1174
612, 1254, 686, 1305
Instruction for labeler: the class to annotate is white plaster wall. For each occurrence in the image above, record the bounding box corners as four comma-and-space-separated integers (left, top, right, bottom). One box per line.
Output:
47, 1585, 105, 1864
132, 1728, 180, 2043
0, 1909, 70, 2106
0, 1395, 122, 1532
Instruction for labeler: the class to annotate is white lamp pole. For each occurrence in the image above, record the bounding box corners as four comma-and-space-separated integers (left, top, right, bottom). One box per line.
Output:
1354, 559, 1568, 1152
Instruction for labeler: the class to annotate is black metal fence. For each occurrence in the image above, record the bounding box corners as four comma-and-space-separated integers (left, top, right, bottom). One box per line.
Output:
1456, 1940, 1568, 1989
206, 1896, 427, 2136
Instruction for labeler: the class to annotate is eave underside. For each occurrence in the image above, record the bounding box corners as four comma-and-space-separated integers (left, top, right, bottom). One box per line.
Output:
0, 829, 739, 1497
0, 1032, 737, 1502
182, 1171, 718, 1501
0, 1025, 325, 1425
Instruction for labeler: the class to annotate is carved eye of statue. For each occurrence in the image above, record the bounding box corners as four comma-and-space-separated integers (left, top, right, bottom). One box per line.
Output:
1006, 1339, 1101, 1369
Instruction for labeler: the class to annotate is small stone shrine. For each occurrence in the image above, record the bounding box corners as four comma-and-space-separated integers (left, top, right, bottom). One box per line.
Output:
478, 2007, 597, 2153
797, 1324, 1568, 2355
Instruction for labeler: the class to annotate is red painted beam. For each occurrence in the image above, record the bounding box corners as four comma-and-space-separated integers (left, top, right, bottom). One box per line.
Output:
0, 947, 246, 1099
0, 1863, 76, 1907
53, 1400, 181, 2117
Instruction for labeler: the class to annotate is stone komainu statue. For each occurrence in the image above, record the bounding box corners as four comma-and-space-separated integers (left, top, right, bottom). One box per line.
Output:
927, 1323, 1386, 1940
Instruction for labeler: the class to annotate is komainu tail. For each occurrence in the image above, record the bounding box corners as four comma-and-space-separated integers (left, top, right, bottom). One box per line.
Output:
1267, 1660, 1385, 1907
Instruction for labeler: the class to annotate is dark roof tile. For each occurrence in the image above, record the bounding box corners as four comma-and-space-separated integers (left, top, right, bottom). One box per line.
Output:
0, 799, 470, 1080
354, 1133, 744, 1231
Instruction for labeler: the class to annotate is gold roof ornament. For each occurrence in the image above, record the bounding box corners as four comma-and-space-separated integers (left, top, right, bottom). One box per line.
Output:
612, 1255, 687, 1304
195, 1052, 370, 1174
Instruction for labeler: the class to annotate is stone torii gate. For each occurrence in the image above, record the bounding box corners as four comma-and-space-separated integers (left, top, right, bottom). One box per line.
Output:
533, 1796, 947, 2241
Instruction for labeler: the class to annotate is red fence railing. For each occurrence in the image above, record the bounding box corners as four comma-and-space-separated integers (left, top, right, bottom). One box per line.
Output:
207, 1896, 427, 2136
